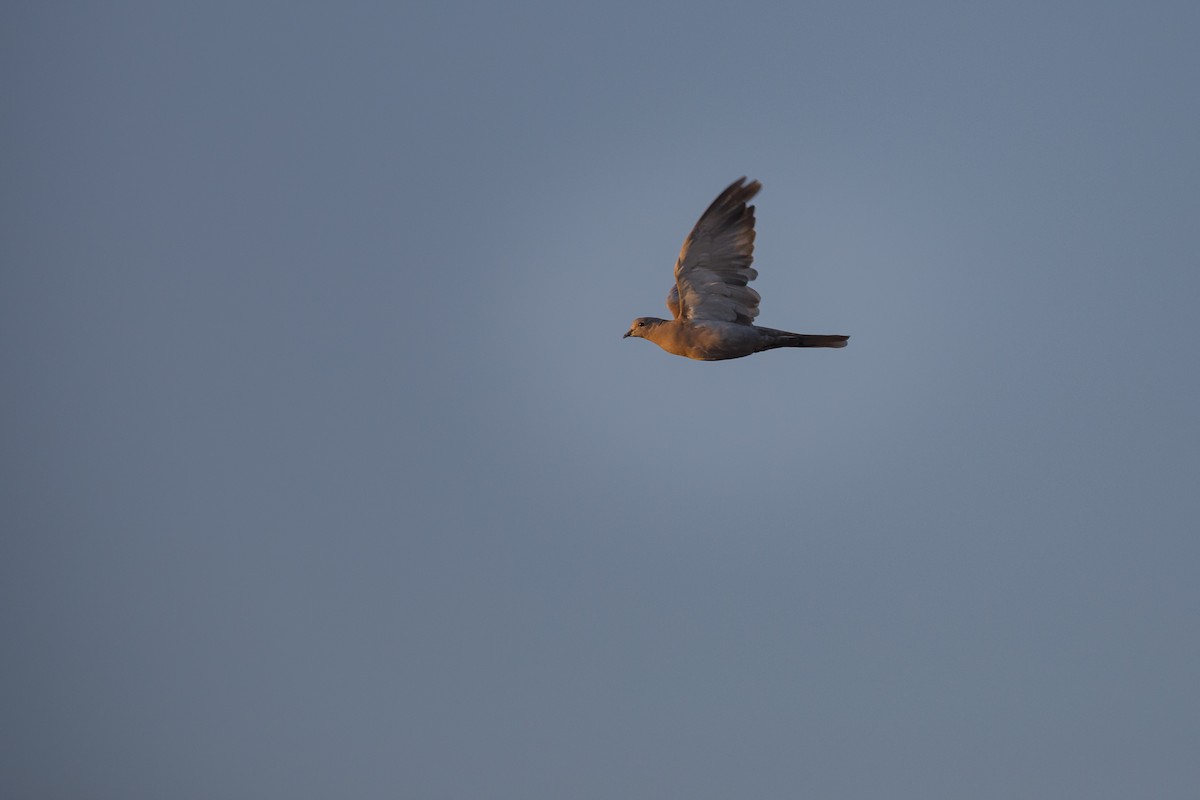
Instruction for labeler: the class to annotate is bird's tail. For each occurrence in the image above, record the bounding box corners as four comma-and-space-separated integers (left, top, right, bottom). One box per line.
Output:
759, 328, 849, 350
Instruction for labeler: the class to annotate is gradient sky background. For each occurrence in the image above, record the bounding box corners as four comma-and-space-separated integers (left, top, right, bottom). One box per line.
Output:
4, 2, 1199, 798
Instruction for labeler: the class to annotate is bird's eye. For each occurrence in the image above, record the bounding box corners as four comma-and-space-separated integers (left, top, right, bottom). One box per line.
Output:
637, 321, 645, 327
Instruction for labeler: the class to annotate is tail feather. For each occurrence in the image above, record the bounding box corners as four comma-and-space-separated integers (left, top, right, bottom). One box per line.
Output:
759, 328, 849, 350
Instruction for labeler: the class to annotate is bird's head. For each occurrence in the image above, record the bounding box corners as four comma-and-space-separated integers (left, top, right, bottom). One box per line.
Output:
623, 317, 663, 339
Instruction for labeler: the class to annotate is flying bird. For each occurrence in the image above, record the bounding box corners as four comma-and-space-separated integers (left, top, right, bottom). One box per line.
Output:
624, 178, 849, 360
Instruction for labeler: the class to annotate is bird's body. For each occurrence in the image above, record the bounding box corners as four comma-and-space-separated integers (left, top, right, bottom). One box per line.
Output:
624, 178, 848, 360
627, 318, 848, 361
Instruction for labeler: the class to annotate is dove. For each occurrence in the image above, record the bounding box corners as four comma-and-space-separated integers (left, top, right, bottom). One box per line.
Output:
624, 178, 849, 360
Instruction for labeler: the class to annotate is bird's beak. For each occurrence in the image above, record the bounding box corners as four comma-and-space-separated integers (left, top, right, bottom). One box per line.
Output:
623, 330, 631, 338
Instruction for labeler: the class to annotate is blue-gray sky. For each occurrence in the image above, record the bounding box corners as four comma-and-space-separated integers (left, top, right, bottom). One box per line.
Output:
4, 2, 1199, 797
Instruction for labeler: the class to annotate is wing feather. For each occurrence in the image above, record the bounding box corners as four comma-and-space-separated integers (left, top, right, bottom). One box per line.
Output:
665, 284, 682, 319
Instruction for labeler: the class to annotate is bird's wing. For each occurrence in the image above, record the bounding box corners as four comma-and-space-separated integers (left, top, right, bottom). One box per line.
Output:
665, 284, 682, 319
671, 177, 762, 324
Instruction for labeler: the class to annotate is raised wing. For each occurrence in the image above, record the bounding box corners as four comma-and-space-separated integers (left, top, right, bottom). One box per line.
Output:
670, 177, 762, 323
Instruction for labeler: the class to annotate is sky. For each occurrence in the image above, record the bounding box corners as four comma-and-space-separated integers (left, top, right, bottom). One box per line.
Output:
3, 1, 1199, 797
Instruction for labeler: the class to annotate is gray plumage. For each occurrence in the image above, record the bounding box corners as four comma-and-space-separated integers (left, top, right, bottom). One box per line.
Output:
624, 178, 849, 360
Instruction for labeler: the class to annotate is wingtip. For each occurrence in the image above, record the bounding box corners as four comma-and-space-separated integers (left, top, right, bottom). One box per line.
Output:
722, 175, 759, 189
713, 177, 762, 208
740, 178, 762, 202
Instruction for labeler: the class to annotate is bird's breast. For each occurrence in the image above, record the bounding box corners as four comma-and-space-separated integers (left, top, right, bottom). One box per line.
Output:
650, 321, 760, 361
